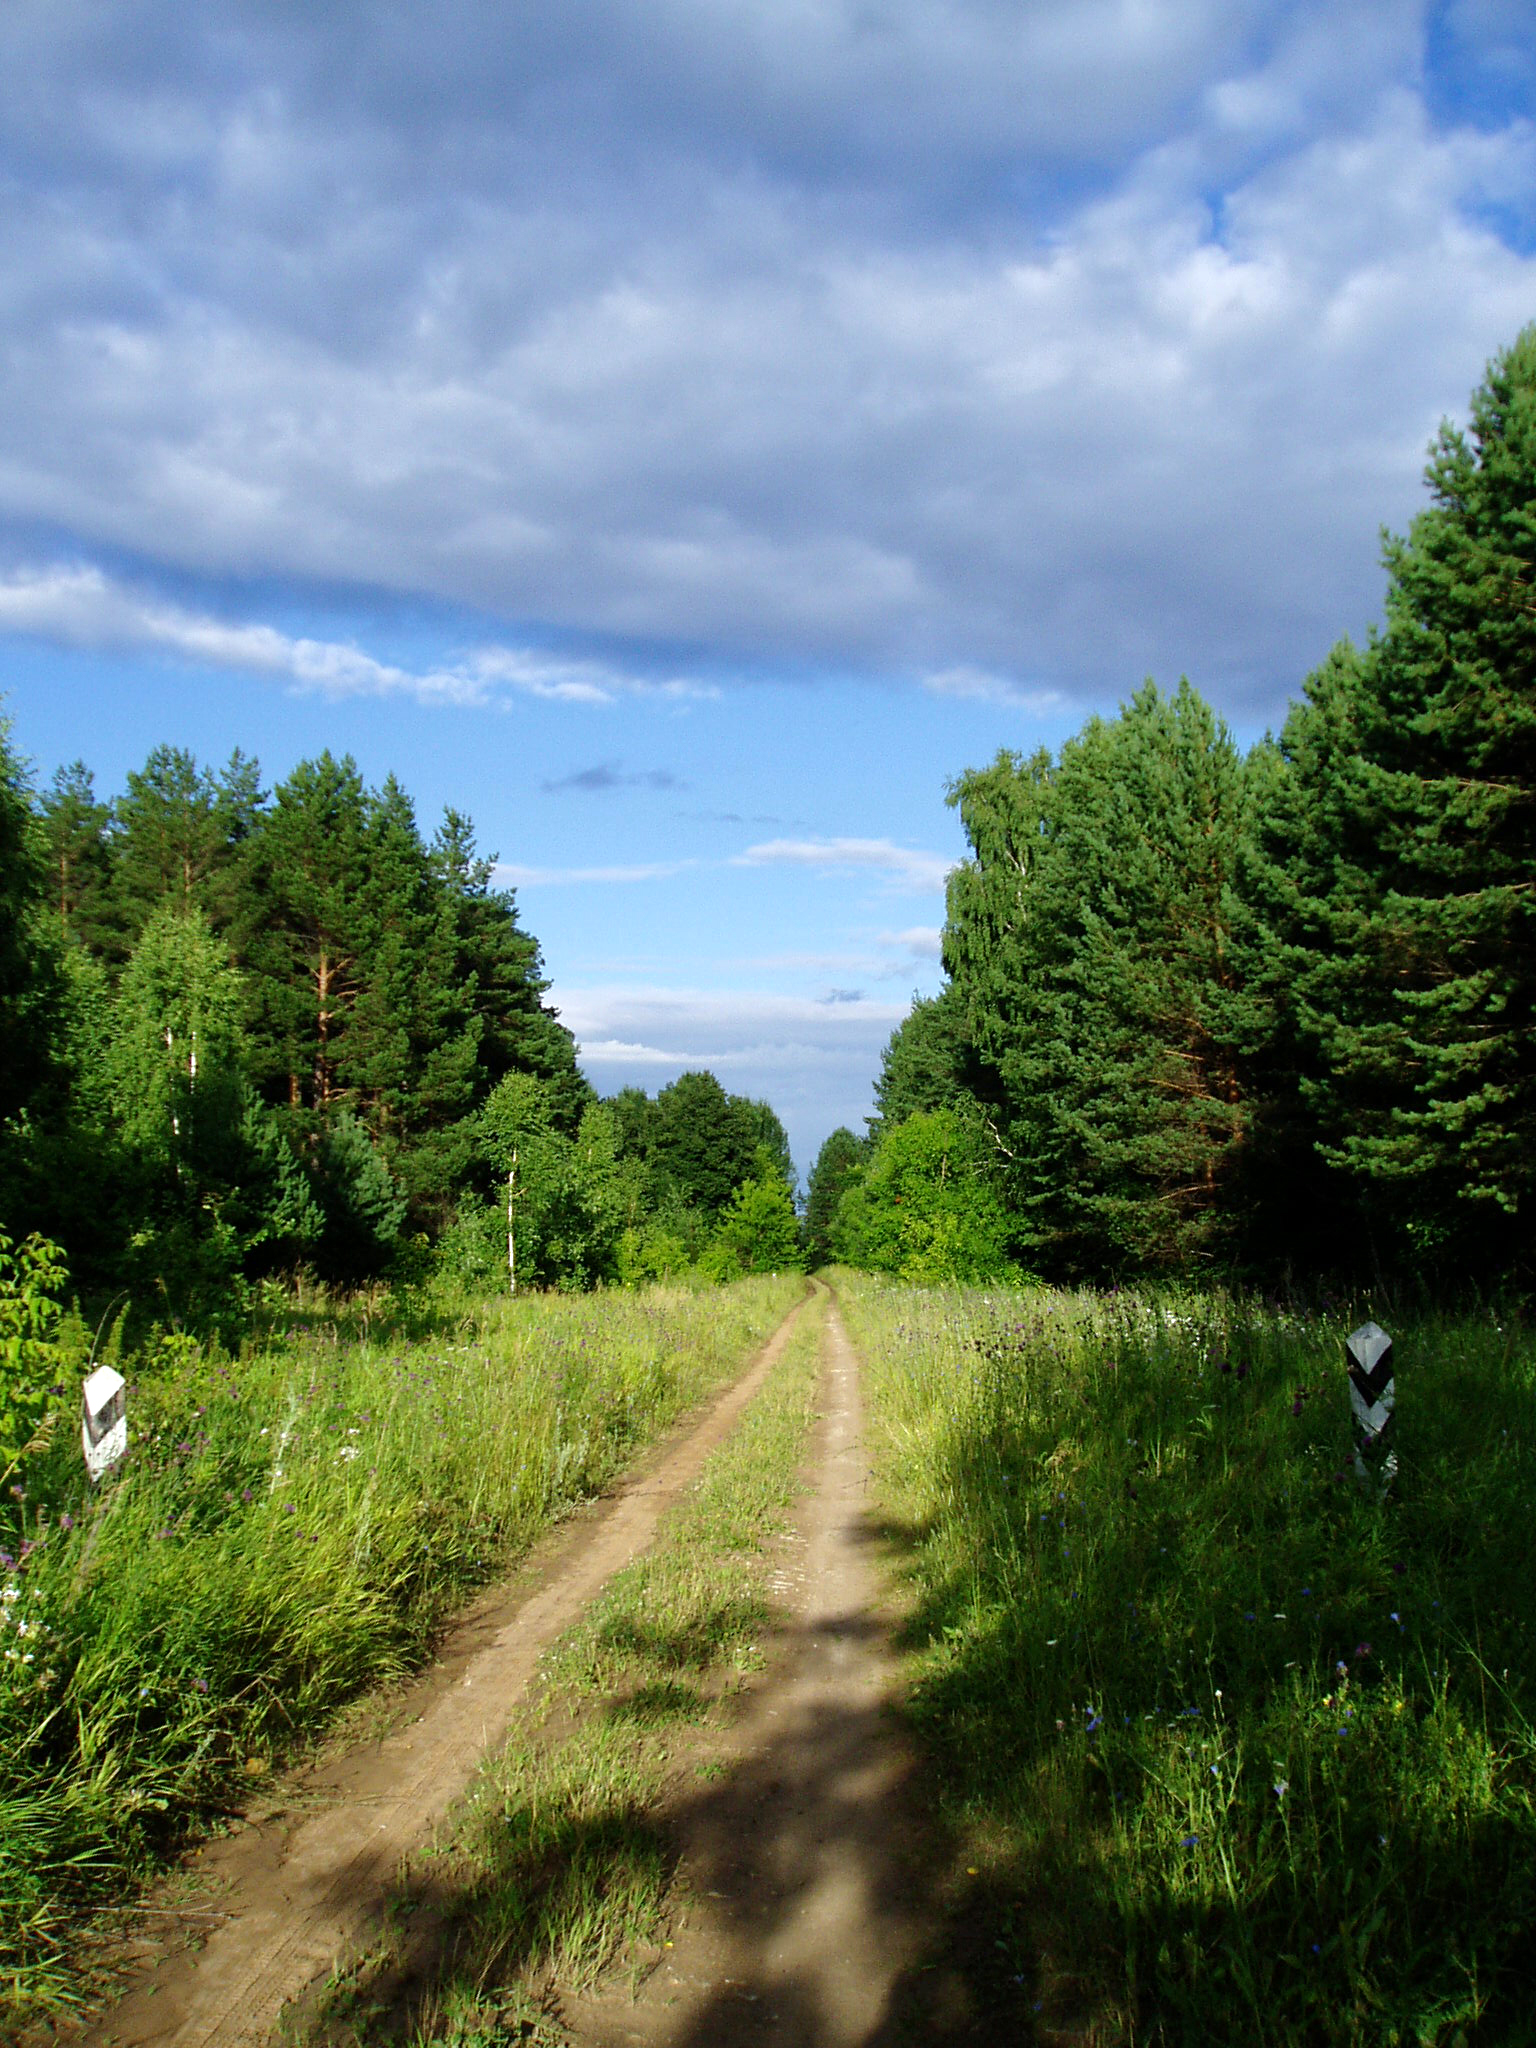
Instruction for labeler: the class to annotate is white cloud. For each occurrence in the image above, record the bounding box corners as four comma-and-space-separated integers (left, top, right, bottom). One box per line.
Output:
923, 666, 1065, 710
495, 859, 697, 886
733, 837, 954, 893
0, 562, 709, 707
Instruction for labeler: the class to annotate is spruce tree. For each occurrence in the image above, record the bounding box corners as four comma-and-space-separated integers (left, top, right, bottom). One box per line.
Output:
0, 719, 57, 1158
870, 988, 968, 1132
804, 1126, 864, 1266
946, 681, 1258, 1272
431, 808, 589, 1133
1255, 328, 1536, 1268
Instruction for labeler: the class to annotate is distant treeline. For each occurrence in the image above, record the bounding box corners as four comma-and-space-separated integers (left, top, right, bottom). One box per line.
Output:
0, 743, 800, 1321
807, 327, 1534, 1291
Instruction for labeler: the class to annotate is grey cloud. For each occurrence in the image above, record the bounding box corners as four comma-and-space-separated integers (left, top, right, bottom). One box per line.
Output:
0, 5, 1533, 725
542, 762, 687, 793
553, 981, 908, 1175
682, 809, 786, 826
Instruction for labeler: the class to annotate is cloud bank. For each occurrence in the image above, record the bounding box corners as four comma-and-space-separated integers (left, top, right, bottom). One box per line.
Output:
0, 3, 1532, 718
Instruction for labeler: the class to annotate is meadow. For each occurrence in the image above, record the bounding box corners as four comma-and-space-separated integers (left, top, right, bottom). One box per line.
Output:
837, 1270, 1536, 2046
0, 1272, 803, 2020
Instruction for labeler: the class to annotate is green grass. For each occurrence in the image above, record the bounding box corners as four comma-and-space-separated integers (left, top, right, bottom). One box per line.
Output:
0, 1273, 805, 2022
835, 1269, 1536, 2046
300, 1284, 828, 2045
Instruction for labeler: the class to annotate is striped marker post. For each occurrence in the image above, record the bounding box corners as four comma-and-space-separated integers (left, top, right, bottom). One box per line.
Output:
1345, 1321, 1396, 1494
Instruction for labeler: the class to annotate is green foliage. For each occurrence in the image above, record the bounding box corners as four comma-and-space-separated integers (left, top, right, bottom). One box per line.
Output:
871, 987, 968, 1133
310, 1112, 410, 1279
1248, 326, 1536, 1274
648, 1071, 780, 1220
946, 680, 1258, 1274
843, 1271, 1536, 2043
108, 902, 247, 1175
803, 1125, 864, 1267
703, 1156, 804, 1279
34, 762, 113, 956
835, 1108, 1011, 1283
0, 719, 58, 1148
0, 1232, 66, 1487
445, 1081, 640, 1292
0, 717, 636, 1314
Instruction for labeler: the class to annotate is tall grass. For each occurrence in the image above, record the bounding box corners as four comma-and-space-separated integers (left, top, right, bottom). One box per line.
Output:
0, 1274, 803, 2020
836, 1270, 1536, 2045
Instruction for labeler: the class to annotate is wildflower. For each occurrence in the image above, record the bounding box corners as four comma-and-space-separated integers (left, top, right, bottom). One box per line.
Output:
1274, 1779, 1288, 1799
1336, 1661, 1348, 1676
59, 1514, 73, 1531
1180, 1833, 1199, 1848
194, 1678, 208, 1693
1354, 1643, 1372, 1660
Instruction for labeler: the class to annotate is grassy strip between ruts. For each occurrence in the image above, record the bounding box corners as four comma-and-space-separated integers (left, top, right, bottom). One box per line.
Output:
0, 1274, 806, 2023
294, 1279, 829, 2046
835, 1269, 1536, 2048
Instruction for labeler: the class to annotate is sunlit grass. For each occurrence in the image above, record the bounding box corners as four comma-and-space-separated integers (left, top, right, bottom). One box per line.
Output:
837, 1269, 1536, 2045
0, 1273, 804, 2020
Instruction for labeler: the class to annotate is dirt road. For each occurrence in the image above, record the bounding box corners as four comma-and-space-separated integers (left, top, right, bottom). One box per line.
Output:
88, 1291, 817, 2048
563, 1295, 972, 2048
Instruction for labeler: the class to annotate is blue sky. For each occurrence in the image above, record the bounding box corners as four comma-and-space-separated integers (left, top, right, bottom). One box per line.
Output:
1, 1, 1533, 1180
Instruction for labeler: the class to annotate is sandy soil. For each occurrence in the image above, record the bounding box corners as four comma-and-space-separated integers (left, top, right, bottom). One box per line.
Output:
79, 1289, 817, 2048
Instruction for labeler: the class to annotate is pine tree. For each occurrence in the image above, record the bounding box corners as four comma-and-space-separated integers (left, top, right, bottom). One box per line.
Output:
35, 762, 115, 952
109, 746, 262, 953
245, 752, 373, 1114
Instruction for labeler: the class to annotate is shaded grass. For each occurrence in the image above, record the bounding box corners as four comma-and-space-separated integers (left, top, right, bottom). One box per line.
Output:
836, 1269, 1536, 2046
0, 1275, 804, 2021
300, 1285, 828, 2044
